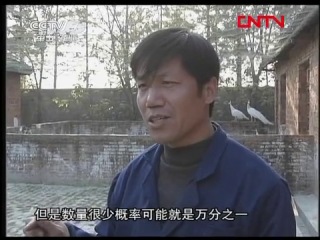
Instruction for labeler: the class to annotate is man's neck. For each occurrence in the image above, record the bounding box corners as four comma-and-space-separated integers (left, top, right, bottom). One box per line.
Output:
162, 122, 217, 167
166, 120, 215, 148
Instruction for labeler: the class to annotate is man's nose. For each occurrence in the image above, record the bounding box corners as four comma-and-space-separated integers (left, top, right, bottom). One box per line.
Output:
146, 86, 164, 108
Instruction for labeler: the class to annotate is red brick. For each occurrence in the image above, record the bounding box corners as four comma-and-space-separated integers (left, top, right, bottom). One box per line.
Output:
6, 72, 21, 126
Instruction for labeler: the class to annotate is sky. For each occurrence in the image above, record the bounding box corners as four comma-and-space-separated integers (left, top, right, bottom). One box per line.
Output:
8, 5, 275, 89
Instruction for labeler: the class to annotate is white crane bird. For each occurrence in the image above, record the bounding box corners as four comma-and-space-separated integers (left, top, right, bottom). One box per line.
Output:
247, 100, 273, 125
229, 101, 249, 121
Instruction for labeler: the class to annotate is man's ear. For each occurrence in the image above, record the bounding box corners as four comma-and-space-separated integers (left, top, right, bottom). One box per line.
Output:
203, 77, 218, 104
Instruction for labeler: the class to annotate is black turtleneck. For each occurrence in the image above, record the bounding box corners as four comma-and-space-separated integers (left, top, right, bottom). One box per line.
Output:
157, 125, 216, 209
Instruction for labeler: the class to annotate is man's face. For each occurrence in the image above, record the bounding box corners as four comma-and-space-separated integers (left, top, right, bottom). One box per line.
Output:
136, 58, 217, 147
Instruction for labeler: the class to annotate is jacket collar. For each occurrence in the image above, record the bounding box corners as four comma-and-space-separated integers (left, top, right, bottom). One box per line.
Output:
194, 121, 228, 182
140, 121, 228, 203
139, 122, 229, 236
142, 121, 228, 182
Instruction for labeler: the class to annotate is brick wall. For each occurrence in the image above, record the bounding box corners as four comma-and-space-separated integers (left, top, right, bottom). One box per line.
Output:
274, 23, 319, 196
6, 72, 21, 126
6, 127, 20, 133
6, 133, 314, 194
232, 134, 315, 194
30, 121, 149, 135
29, 120, 275, 135
6, 134, 151, 187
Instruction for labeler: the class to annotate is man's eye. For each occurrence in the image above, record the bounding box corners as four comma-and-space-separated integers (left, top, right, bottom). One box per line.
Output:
162, 81, 176, 85
138, 84, 146, 89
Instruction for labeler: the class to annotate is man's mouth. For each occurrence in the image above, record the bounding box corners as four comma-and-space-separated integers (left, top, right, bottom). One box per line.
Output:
148, 115, 170, 123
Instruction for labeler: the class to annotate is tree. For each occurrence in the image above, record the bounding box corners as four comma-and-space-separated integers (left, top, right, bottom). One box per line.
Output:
87, 5, 161, 119
7, 5, 57, 123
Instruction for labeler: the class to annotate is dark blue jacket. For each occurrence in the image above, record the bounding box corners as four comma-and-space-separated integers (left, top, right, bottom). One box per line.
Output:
66, 124, 296, 236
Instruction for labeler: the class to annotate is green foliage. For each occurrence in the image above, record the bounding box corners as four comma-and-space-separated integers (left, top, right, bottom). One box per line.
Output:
48, 84, 140, 122
21, 86, 274, 125
52, 98, 70, 109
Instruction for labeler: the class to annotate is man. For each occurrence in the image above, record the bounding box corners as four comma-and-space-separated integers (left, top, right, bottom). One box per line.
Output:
23, 27, 296, 237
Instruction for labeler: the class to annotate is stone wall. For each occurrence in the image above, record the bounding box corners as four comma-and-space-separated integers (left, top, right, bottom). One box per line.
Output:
6, 133, 314, 194
28, 120, 275, 135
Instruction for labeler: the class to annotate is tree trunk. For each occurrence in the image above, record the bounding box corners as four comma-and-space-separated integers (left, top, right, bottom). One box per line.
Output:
18, 5, 23, 62
252, 74, 260, 86
18, 5, 25, 89
85, 5, 89, 88
266, 70, 269, 86
206, 5, 210, 40
159, 5, 163, 29
53, 5, 59, 89
124, 5, 138, 119
236, 37, 242, 87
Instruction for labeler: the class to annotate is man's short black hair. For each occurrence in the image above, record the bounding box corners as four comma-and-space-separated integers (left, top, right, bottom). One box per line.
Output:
130, 27, 220, 117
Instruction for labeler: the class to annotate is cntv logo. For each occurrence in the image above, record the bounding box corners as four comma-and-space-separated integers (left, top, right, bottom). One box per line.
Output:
237, 15, 285, 28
